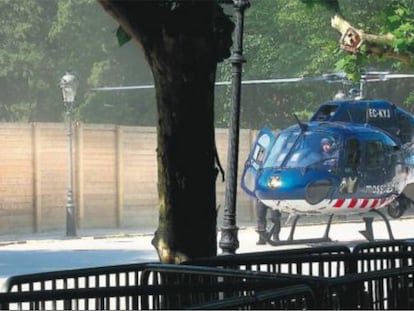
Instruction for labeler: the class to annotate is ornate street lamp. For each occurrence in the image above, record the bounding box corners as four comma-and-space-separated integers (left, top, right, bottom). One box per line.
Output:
219, 0, 250, 254
60, 72, 78, 237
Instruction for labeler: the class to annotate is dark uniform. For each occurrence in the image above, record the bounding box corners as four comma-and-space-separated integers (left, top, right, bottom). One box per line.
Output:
254, 199, 282, 245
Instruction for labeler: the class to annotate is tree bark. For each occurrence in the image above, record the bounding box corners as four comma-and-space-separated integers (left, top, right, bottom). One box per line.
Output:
97, 1, 233, 263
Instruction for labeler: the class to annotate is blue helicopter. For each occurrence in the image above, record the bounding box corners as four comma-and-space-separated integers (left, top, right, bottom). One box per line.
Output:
240, 73, 414, 245
91, 71, 414, 244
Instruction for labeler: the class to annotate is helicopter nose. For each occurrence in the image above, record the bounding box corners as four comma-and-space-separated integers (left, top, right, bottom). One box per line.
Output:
255, 168, 334, 203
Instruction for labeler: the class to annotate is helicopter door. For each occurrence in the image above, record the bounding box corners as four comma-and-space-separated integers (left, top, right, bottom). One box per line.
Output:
241, 127, 275, 196
343, 138, 361, 175
340, 138, 361, 194
359, 138, 390, 192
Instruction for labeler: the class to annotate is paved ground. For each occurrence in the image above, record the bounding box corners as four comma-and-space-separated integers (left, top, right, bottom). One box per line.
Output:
1, 215, 414, 284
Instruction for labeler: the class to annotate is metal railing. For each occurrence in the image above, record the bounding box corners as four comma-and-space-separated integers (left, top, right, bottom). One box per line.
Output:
1, 240, 414, 309
316, 265, 414, 309
0, 263, 316, 310
185, 244, 352, 277
186, 239, 414, 276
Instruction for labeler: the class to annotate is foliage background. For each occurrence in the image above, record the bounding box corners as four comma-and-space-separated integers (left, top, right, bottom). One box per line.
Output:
2, 0, 414, 129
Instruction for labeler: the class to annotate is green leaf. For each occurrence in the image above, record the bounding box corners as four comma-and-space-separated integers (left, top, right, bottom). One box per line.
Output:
334, 58, 347, 69
116, 25, 131, 47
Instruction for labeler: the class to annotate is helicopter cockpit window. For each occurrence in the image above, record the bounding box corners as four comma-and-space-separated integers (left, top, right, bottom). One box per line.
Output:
263, 131, 298, 168
335, 105, 367, 123
251, 133, 271, 164
312, 104, 338, 121
286, 132, 340, 168
264, 130, 340, 168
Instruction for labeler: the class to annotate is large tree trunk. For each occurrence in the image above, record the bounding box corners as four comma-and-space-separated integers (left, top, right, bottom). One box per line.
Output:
97, 1, 233, 263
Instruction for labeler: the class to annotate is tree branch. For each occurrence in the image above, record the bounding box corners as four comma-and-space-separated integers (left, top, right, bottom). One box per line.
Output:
331, 15, 395, 53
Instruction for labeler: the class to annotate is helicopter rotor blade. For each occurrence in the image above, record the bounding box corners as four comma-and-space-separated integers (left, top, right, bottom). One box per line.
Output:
217, 77, 306, 85
91, 77, 322, 91
90, 71, 414, 91
382, 73, 414, 79
91, 85, 155, 91
361, 72, 414, 82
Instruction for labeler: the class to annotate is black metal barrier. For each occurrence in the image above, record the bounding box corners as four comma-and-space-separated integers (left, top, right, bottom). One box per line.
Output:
185, 239, 414, 275
0, 240, 414, 309
0, 262, 155, 310
0, 263, 317, 310
317, 265, 414, 309
352, 239, 414, 272
187, 266, 414, 310
185, 244, 352, 277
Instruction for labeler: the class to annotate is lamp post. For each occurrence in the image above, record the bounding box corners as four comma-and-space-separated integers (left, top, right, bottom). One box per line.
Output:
60, 72, 78, 237
219, 0, 250, 255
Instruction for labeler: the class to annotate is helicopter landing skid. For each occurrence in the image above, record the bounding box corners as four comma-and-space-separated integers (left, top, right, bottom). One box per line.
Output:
359, 209, 395, 242
265, 214, 334, 246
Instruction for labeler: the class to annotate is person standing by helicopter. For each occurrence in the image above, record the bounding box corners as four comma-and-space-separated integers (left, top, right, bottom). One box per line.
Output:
254, 199, 281, 245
